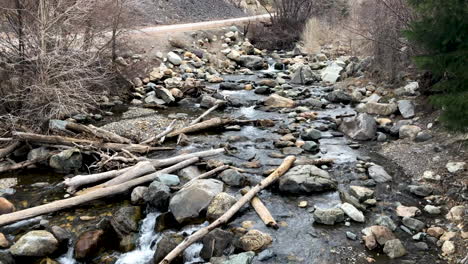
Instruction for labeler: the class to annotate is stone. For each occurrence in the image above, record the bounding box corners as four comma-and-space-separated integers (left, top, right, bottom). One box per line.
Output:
326, 90, 353, 104
399, 125, 422, 139
397, 100, 415, 118
426, 227, 444, 238
402, 217, 425, 232
313, 207, 345, 225
371, 225, 396, 245
321, 61, 344, 84
424, 205, 441, 215
422, 170, 441, 181
178, 166, 202, 181
302, 141, 319, 153
74, 229, 105, 260
349, 186, 374, 202
222, 251, 255, 264
200, 228, 234, 260
144, 181, 171, 210
10, 230, 58, 257
130, 186, 148, 205
257, 249, 275, 261
49, 148, 82, 173
383, 239, 406, 259
440, 231, 456, 242
341, 203, 365, 222
50, 226, 70, 246
346, 231, 357, 240
279, 165, 337, 194
415, 131, 432, 142
0, 198, 15, 215
153, 233, 184, 264
220, 82, 243, 90
291, 65, 319, 85
154, 87, 175, 104
301, 128, 322, 141
239, 230, 272, 252
441, 241, 455, 255
396, 205, 421, 218
364, 102, 398, 116
111, 206, 141, 237
446, 205, 465, 221
408, 185, 433, 197
145, 93, 165, 105
219, 169, 246, 187
282, 147, 303, 155
368, 165, 392, 183
169, 179, 223, 223
207, 192, 237, 221
227, 50, 241, 61
254, 87, 271, 95
167, 51, 182, 65
375, 215, 397, 231
239, 55, 264, 70
390, 120, 412, 135
446, 162, 466, 173
156, 174, 180, 186
0, 233, 9, 248
363, 234, 377, 250
27, 147, 51, 161
264, 94, 295, 108
339, 113, 377, 141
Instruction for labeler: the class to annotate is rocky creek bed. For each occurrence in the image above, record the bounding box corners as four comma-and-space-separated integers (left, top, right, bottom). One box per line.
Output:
0, 26, 466, 264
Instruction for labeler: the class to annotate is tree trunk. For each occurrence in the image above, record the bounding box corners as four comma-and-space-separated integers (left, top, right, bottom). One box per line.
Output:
64, 167, 132, 193
65, 122, 132, 144
149, 148, 225, 168
167, 118, 233, 138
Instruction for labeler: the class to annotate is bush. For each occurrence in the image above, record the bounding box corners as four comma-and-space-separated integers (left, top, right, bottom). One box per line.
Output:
405, 0, 468, 131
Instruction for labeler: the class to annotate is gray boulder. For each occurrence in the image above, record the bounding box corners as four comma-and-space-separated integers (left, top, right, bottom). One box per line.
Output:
341, 203, 365, 222
144, 181, 171, 210
279, 165, 337, 194
131, 186, 148, 205
156, 174, 180, 186
220, 82, 243, 90
383, 239, 406, 259
326, 90, 353, 104
368, 165, 392, 183
169, 179, 224, 223
363, 102, 398, 116
339, 113, 377, 141
111, 206, 142, 237
200, 228, 234, 260
397, 100, 415, 118
219, 169, 246, 187
301, 128, 322, 141
313, 207, 345, 225
239, 55, 264, 70
222, 251, 255, 264
321, 61, 344, 84
402, 217, 425, 232
49, 148, 82, 173
154, 87, 175, 104
9, 230, 58, 257
290, 65, 320, 85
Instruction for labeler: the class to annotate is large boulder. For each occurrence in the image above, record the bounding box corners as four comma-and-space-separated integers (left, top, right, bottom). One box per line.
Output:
9, 230, 58, 257
111, 206, 142, 237
144, 181, 171, 210
321, 61, 344, 84
368, 165, 392, 183
49, 148, 82, 173
169, 179, 224, 223
264, 94, 295, 108
207, 192, 237, 221
74, 229, 106, 260
363, 102, 398, 116
153, 233, 184, 264
397, 100, 415, 119
238, 55, 264, 70
339, 113, 377, 141
279, 165, 337, 194
290, 65, 320, 85
200, 228, 234, 260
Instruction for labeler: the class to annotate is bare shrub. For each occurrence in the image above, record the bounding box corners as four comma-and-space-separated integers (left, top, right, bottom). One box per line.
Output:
301, 18, 331, 54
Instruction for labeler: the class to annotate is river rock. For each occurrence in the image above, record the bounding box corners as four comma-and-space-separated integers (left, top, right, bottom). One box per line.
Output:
0, 251, 14, 264
397, 100, 415, 118
167, 51, 182, 65
339, 113, 377, 141
446, 205, 465, 221
239, 230, 272, 252
370, 225, 396, 245
131, 186, 148, 205
154, 87, 175, 103
145, 93, 165, 105
408, 185, 433, 197
364, 102, 398, 116
200, 228, 234, 260
74, 229, 105, 260
383, 239, 406, 259
367, 165, 392, 183
0, 233, 9, 248
156, 174, 180, 186
220, 82, 243, 90
27, 147, 51, 161
446, 162, 465, 173
154, 212, 180, 232
153, 233, 184, 264
424, 205, 441, 215
396, 205, 421, 218
264, 94, 295, 108
239, 55, 264, 70
301, 128, 322, 141
49, 148, 82, 173
321, 61, 344, 84
302, 141, 319, 153
279, 165, 337, 194
222, 251, 255, 264
111, 206, 141, 238
0, 198, 15, 215
144, 181, 171, 210
178, 166, 202, 181
219, 169, 246, 187
427, 227, 444, 238
402, 217, 425, 232
10, 230, 58, 257
313, 207, 345, 225
290, 65, 318, 85
390, 120, 412, 135
375, 215, 397, 231
349, 186, 374, 202
169, 179, 223, 223
399, 125, 421, 139
442, 241, 456, 255
227, 50, 241, 61
50, 226, 70, 247
200, 95, 225, 108
207, 192, 237, 221
326, 90, 353, 104
341, 203, 365, 222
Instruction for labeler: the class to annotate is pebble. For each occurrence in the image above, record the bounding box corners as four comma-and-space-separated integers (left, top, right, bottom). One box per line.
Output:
298, 201, 308, 208
346, 231, 357, 240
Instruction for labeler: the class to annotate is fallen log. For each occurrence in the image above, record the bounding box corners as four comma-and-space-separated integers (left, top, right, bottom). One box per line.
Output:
0, 138, 13, 143
190, 104, 220, 126
149, 148, 225, 168
0, 157, 199, 226
159, 156, 296, 264
167, 118, 233, 138
0, 141, 21, 159
141, 120, 177, 145
65, 122, 132, 144
295, 158, 335, 166
0, 158, 42, 173
13, 132, 171, 153
240, 188, 278, 228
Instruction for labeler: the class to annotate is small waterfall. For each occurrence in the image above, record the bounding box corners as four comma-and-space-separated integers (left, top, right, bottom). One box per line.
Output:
57, 244, 76, 264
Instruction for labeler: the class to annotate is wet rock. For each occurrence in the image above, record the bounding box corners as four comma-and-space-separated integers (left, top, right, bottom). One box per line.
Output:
396, 205, 421, 218
239, 55, 264, 70
74, 229, 105, 260
375, 215, 397, 231
10, 230, 58, 257
301, 128, 322, 141
154, 212, 180, 232
130, 186, 148, 205
279, 165, 337, 194
367, 165, 392, 183
446, 162, 465, 173
339, 113, 377, 141
156, 174, 180, 186
219, 169, 246, 187
200, 228, 234, 260
441, 240, 456, 255
154, 87, 175, 104
402, 217, 425, 232
207, 192, 237, 221
49, 148, 82, 173
408, 185, 433, 197
339, 190, 366, 211
222, 251, 255, 264
302, 141, 319, 153
167, 51, 182, 65
254, 87, 271, 95
399, 125, 422, 139
50, 226, 71, 247
363, 102, 398, 116
145, 93, 165, 105
346, 231, 357, 240
321, 61, 344, 84
424, 205, 441, 215
397, 100, 415, 118
153, 233, 184, 264
446, 205, 465, 221
291, 65, 319, 85
0, 198, 15, 215
200, 95, 225, 108
326, 90, 353, 104
111, 206, 141, 237
370, 225, 396, 245
282, 147, 303, 155
363, 234, 377, 250
239, 230, 272, 252
220, 82, 243, 90
0, 233, 9, 248
179, 166, 202, 181
383, 239, 406, 259
144, 181, 171, 210
169, 179, 223, 223
0, 251, 14, 264
349, 186, 374, 202
341, 203, 365, 222
313, 207, 345, 225
257, 249, 275, 261
264, 94, 295, 108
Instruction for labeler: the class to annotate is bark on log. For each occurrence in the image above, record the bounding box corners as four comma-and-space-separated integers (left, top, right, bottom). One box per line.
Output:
240, 188, 278, 228
0, 157, 199, 226
0, 158, 42, 173
190, 104, 220, 125
167, 118, 233, 138
159, 156, 296, 264
0, 141, 21, 159
64, 167, 132, 193
295, 158, 335, 166
65, 122, 132, 144
178, 165, 229, 190
13, 132, 171, 153
149, 148, 225, 168
100, 161, 155, 187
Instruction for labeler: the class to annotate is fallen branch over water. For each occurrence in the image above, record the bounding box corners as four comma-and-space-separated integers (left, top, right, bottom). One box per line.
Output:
141, 120, 177, 145
159, 156, 296, 264
190, 104, 220, 126
0, 157, 48, 174
167, 118, 233, 138
0, 141, 21, 159
240, 187, 278, 229
0, 158, 200, 226
65, 122, 132, 144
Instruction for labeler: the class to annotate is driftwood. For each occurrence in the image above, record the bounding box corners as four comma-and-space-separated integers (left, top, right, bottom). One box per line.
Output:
159, 156, 296, 264
13, 132, 172, 154
0, 158, 43, 173
167, 118, 233, 138
295, 158, 335, 166
65, 122, 132, 144
0, 141, 21, 159
0, 138, 13, 143
190, 104, 220, 126
149, 148, 225, 168
177, 165, 230, 190
0, 157, 199, 226
240, 188, 278, 228
141, 120, 177, 145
